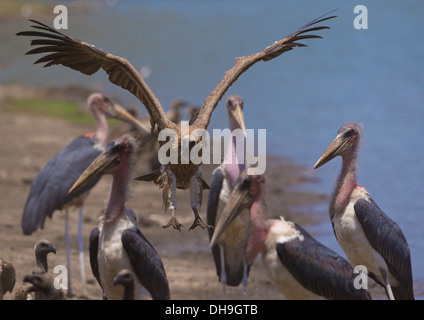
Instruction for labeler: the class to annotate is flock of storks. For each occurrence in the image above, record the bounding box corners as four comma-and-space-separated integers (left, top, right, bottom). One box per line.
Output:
0, 10, 415, 300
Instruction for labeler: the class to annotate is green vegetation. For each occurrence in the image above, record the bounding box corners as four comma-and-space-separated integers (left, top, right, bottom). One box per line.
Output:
4, 97, 119, 126
0, 0, 53, 20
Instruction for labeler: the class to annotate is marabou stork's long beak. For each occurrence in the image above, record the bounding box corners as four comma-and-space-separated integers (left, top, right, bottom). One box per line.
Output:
209, 173, 256, 248
229, 102, 247, 138
314, 132, 351, 169
68, 142, 122, 195
111, 103, 150, 135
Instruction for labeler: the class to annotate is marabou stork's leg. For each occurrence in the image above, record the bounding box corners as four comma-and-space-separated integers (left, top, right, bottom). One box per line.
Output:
161, 169, 183, 231
380, 268, 395, 300
77, 206, 87, 297
65, 208, 73, 297
242, 258, 248, 299
188, 167, 213, 231
219, 244, 227, 300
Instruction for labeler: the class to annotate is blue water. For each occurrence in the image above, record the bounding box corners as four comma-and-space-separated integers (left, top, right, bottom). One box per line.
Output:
2, 1, 423, 297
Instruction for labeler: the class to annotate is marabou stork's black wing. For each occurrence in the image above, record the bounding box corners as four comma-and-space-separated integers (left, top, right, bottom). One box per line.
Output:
121, 228, 170, 300
21, 136, 102, 235
276, 223, 371, 300
207, 166, 224, 241
88, 227, 102, 293
354, 198, 414, 300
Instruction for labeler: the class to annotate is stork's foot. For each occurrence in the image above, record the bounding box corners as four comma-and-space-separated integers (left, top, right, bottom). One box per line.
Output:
162, 217, 183, 231
189, 217, 213, 231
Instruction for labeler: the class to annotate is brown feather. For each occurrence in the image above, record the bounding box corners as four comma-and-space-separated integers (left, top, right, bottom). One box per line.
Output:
16, 20, 175, 132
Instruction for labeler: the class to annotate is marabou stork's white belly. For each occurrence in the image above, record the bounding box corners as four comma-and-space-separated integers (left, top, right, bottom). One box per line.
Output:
261, 218, 326, 300
98, 212, 151, 300
333, 186, 399, 287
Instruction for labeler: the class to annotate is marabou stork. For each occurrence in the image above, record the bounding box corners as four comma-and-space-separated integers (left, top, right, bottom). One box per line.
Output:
114, 269, 135, 300
187, 104, 201, 126
206, 95, 250, 299
108, 104, 142, 141
210, 173, 371, 300
314, 122, 414, 300
0, 257, 15, 300
69, 134, 170, 300
17, 11, 336, 232
21, 93, 148, 297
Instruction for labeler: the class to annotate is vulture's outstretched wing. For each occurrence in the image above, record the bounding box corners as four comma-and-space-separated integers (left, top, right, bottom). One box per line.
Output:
16, 20, 176, 133
192, 10, 337, 130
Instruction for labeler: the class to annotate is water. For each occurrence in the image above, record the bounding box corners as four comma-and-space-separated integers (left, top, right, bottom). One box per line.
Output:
2, 1, 423, 297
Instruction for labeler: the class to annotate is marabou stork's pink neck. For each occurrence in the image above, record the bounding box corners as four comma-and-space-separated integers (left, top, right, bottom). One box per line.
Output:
90, 106, 109, 148
330, 144, 359, 219
105, 151, 131, 222
245, 186, 268, 264
224, 119, 246, 186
